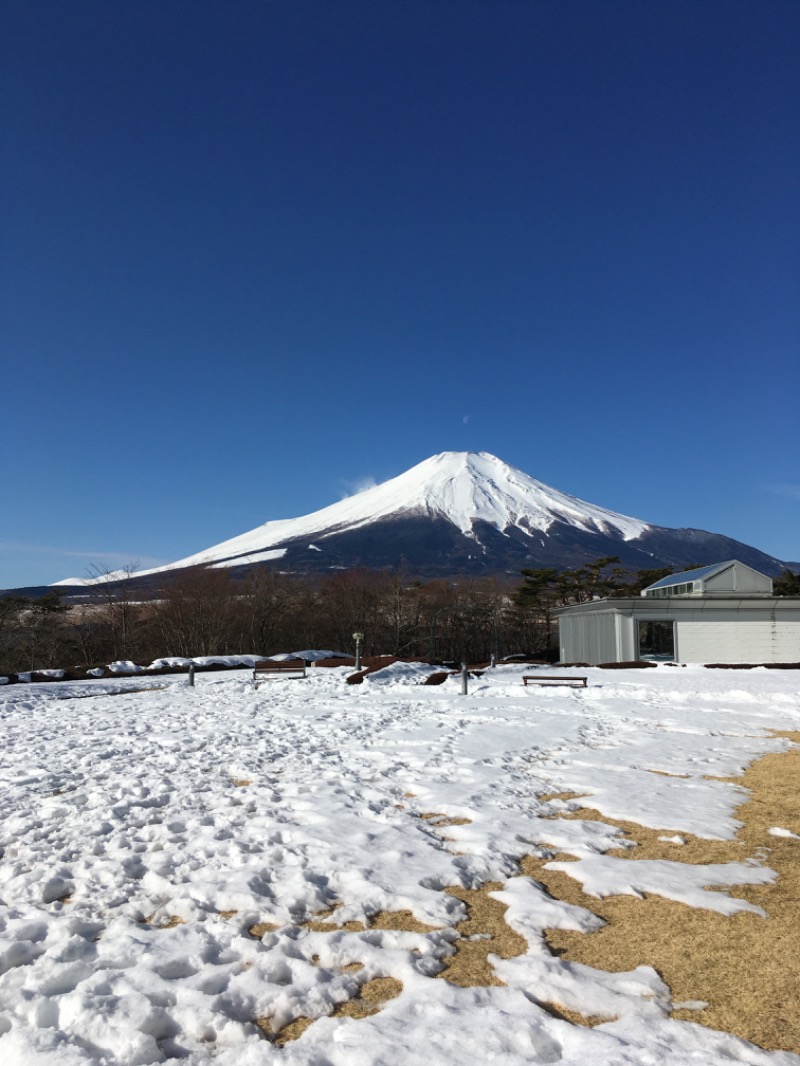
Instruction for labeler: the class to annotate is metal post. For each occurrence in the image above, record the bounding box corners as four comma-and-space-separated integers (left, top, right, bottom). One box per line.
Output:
461, 662, 468, 695
353, 631, 364, 672
188, 664, 195, 687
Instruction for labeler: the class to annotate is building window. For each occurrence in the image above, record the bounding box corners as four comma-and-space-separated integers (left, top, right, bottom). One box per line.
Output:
638, 620, 675, 661
645, 582, 694, 598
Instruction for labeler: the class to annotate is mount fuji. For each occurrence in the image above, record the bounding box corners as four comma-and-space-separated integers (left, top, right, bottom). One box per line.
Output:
54, 451, 785, 588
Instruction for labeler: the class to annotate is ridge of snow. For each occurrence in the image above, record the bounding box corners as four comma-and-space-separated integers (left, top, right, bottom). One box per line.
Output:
55, 452, 652, 585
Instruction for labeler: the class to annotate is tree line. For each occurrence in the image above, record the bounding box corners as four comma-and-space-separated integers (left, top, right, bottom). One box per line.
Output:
0, 566, 539, 674
3, 559, 797, 675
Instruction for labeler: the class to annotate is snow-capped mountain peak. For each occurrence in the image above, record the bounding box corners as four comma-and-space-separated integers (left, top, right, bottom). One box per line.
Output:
368, 451, 650, 540
56, 452, 652, 585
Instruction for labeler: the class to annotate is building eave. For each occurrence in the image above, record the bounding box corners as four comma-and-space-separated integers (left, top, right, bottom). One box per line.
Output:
552, 596, 800, 616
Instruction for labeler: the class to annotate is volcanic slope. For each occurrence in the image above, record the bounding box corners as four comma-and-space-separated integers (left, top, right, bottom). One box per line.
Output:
55, 452, 785, 584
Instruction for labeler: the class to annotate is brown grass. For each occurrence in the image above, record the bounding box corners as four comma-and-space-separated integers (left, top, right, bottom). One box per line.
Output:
257, 975, 403, 1046
369, 909, 438, 933
255, 732, 800, 1053
433, 880, 611, 1029
339, 961, 365, 973
144, 914, 184, 929
253, 904, 438, 1043
256, 1014, 314, 1046
420, 812, 473, 828
437, 882, 527, 987
537, 791, 591, 803
302, 903, 437, 935
305, 917, 368, 932
248, 921, 280, 938
332, 975, 403, 1018
530, 730, 800, 1052
303, 902, 367, 933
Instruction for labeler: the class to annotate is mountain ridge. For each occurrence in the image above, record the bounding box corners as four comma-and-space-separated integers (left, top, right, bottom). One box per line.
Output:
51, 451, 786, 587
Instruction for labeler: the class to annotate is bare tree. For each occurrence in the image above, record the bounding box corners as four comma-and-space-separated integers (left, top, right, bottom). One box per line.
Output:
153, 566, 237, 657
85, 563, 143, 661
18, 592, 70, 671
232, 568, 306, 654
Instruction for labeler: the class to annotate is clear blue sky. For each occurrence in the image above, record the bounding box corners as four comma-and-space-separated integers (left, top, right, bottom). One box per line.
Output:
2, 0, 798, 588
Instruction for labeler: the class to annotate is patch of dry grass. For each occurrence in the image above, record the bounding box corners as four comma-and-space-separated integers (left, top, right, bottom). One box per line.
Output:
303, 903, 368, 932
303, 903, 437, 935
255, 1014, 315, 1046
256, 973, 403, 1045
144, 914, 184, 929
529, 731, 800, 1053
333, 975, 403, 1018
370, 909, 438, 933
433, 879, 610, 1027
253, 905, 436, 1042
257, 975, 404, 1046
437, 882, 527, 987
255, 733, 800, 1053
420, 812, 473, 828
537, 791, 592, 803
535, 1000, 617, 1027
247, 921, 280, 938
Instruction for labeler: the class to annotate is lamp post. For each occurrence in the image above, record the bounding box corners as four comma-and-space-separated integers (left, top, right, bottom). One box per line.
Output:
353, 631, 364, 672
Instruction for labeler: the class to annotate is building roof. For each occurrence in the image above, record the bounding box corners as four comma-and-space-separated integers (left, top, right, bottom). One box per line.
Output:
552, 595, 800, 617
644, 561, 736, 592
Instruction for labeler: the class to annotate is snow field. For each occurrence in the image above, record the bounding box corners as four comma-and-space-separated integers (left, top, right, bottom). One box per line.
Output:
1, 664, 799, 1065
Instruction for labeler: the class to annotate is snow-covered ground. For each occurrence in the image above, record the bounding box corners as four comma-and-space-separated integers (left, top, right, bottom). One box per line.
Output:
1, 664, 799, 1065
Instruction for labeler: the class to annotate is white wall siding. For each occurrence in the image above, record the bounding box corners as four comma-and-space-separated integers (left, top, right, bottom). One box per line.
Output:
676, 620, 800, 663
560, 611, 622, 664
619, 614, 637, 661
773, 621, 800, 661
556, 598, 800, 666
703, 562, 772, 594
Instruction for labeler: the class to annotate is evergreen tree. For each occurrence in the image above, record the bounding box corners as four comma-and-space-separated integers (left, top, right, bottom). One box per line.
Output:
774, 569, 800, 596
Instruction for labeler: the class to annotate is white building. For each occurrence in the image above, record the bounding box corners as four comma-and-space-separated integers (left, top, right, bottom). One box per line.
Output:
553, 561, 800, 665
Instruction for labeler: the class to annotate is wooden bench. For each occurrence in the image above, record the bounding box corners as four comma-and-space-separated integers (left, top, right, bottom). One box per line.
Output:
253, 660, 307, 686
523, 675, 588, 688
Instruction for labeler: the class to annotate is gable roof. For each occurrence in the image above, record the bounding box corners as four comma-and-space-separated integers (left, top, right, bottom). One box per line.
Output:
644, 561, 736, 591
